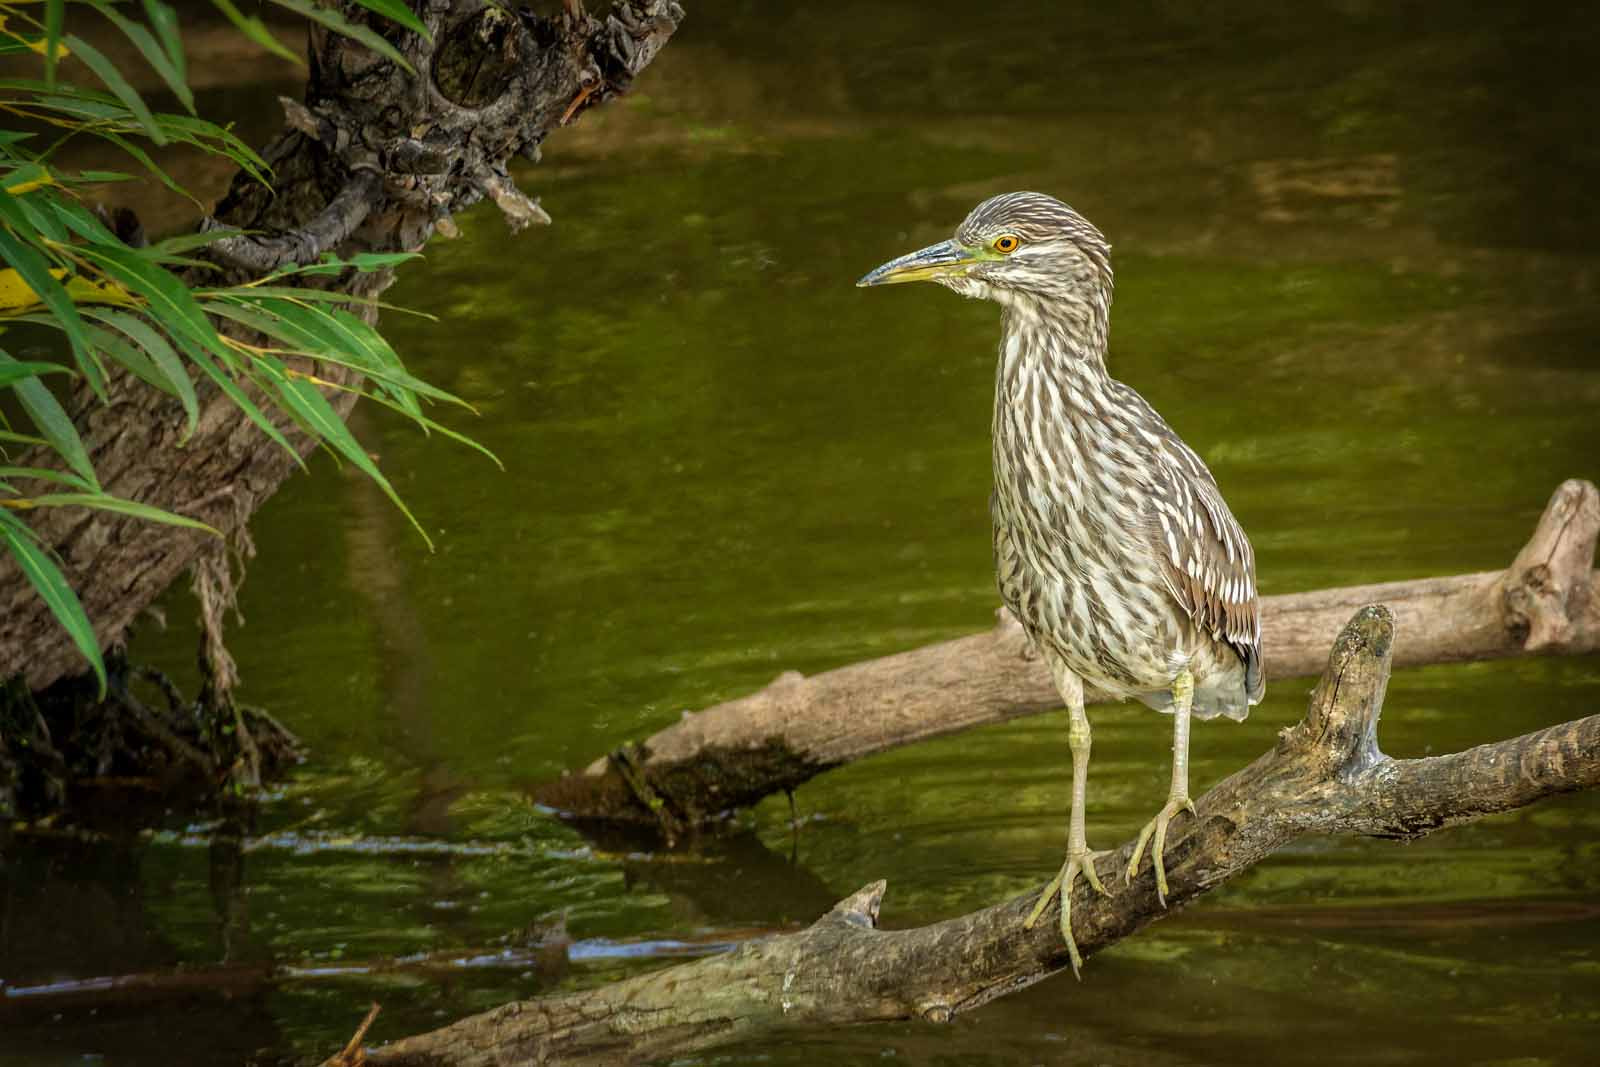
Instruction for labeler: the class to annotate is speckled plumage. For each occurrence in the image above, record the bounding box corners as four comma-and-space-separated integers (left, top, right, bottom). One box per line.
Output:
860, 192, 1266, 963
950, 192, 1264, 717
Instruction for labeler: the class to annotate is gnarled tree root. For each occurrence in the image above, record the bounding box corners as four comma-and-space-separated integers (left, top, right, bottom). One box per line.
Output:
0, 654, 302, 819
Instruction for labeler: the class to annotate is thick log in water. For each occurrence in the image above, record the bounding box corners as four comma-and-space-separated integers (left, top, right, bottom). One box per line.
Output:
345, 606, 1600, 1065
536, 479, 1600, 831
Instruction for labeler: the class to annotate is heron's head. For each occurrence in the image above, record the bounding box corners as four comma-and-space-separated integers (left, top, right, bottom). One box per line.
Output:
857, 192, 1112, 313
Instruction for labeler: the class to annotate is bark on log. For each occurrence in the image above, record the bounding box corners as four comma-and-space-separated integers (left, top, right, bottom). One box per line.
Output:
0, 0, 683, 692
345, 605, 1600, 1066
536, 478, 1600, 830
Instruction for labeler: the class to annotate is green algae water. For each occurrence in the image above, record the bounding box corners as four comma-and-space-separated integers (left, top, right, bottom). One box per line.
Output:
5, 2, 1600, 1063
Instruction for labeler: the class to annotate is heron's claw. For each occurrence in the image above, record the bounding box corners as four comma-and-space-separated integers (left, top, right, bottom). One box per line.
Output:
1125, 795, 1195, 907
1024, 846, 1111, 977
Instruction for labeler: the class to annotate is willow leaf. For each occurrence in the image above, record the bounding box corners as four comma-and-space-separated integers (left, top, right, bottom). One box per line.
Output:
0, 465, 93, 491
267, 0, 413, 73
0, 360, 73, 389
62, 34, 166, 144
210, 0, 302, 65
0, 219, 90, 369
70, 242, 232, 365
349, 0, 429, 39
44, 0, 63, 87
141, 0, 185, 84
184, 345, 302, 466
19, 491, 219, 535
0, 507, 104, 695
259, 359, 431, 548
0, 349, 99, 489
90, 1, 194, 113
85, 308, 199, 437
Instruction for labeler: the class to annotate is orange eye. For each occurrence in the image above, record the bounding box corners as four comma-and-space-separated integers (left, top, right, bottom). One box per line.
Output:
993, 234, 1021, 254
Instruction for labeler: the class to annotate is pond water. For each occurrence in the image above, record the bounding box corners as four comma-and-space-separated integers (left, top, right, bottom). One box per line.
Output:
5, 1, 1600, 1064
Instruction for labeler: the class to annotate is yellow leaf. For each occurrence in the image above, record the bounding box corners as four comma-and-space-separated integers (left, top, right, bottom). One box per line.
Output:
0, 266, 65, 313
63, 274, 136, 307
27, 37, 68, 59
0, 15, 70, 57
3, 173, 53, 195
0, 267, 138, 313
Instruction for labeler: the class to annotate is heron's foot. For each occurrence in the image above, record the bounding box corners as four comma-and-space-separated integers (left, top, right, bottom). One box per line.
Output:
1023, 846, 1112, 977
1125, 794, 1197, 907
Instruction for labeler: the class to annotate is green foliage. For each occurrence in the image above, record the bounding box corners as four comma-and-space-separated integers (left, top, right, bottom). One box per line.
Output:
0, 0, 478, 693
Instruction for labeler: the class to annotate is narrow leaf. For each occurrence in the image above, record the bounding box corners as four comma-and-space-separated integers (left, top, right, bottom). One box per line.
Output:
0, 222, 91, 370
85, 308, 199, 437
208, 299, 471, 410
141, 0, 186, 84
70, 242, 231, 365
0, 430, 48, 448
100, 130, 198, 204
267, 0, 414, 73
151, 227, 240, 255
260, 359, 431, 548
62, 34, 167, 145
85, 321, 166, 394
2, 161, 55, 195
46, 193, 121, 244
72, 169, 137, 184
92, 1, 195, 113
44, 0, 64, 87
0, 359, 74, 389
0, 349, 99, 489
9, 188, 70, 244
0, 507, 105, 695
210, 0, 302, 65
184, 344, 302, 465
20, 491, 219, 535
0, 465, 94, 491
358, 385, 502, 469
348, 0, 429, 40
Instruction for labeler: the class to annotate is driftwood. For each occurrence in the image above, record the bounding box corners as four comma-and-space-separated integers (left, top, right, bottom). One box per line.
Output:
340, 605, 1600, 1065
536, 478, 1600, 831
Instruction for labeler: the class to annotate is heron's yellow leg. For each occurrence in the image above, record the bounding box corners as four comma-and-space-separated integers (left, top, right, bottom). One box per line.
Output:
1126, 667, 1198, 906
1024, 695, 1111, 977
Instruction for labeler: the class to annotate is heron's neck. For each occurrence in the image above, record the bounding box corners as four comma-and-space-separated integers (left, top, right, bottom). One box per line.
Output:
996, 291, 1111, 393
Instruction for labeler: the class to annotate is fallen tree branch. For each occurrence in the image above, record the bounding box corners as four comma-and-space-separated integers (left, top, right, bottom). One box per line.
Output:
536, 478, 1600, 830
345, 605, 1600, 1065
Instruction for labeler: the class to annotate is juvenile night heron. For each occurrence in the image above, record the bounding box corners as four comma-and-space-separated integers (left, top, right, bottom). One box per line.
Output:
859, 192, 1263, 974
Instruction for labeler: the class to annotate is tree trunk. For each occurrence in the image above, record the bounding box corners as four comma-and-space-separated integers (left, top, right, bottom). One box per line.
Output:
0, 0, 683, 692
0, 1, 682, 815
535, 478, 1600, 833
337, 605, 1600, 1066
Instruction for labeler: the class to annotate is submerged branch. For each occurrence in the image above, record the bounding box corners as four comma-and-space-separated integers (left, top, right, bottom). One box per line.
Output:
536, 478, 1600, 831
343, 605, 1600, 1065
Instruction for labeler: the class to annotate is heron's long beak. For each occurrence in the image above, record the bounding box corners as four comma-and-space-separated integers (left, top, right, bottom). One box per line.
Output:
856, 239, 976, 287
